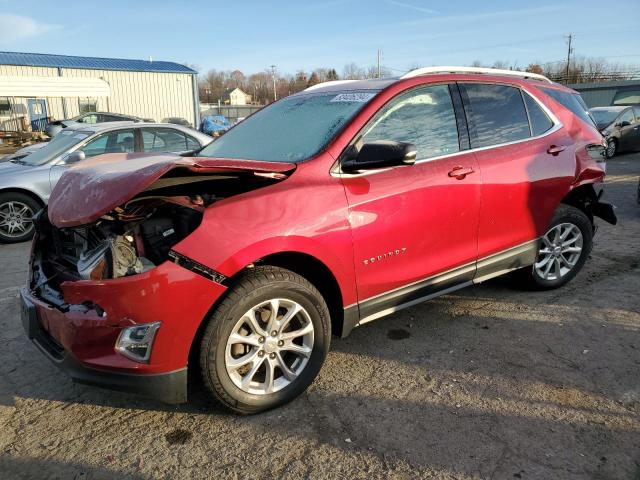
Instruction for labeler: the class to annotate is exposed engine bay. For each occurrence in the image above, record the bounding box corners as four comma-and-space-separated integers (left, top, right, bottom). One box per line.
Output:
31, 169, 284, 307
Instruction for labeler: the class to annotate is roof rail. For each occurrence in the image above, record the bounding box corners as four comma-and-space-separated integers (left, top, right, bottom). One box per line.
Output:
304, 80, 358, 91
400, 66, 553, 83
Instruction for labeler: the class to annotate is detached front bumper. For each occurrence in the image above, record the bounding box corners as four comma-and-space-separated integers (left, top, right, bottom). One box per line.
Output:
21, 260, 227, 404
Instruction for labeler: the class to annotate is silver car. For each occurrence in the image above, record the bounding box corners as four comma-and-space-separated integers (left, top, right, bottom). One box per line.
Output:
0, 122, 212, 243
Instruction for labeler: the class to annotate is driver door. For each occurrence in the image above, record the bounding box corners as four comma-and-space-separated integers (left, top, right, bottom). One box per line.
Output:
339, 84, 481, 320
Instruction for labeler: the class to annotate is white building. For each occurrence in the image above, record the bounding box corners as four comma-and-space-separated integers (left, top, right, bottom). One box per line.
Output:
0, 51, 199, 133
224, 87, 251, 106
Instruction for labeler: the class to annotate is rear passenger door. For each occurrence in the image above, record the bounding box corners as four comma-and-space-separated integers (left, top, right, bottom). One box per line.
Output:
458, 82, 573, 278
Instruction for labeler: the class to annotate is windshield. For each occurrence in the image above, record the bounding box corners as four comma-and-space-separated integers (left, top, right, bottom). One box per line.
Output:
197, 91, 378, 162
590, 109, 621, 127
15, 130, 92, 166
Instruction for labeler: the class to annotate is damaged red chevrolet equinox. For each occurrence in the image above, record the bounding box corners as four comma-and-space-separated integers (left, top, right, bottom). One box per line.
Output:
21, 67, 616, 414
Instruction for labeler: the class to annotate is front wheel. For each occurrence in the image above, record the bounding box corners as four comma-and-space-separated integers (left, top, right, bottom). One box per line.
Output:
521, 204, 593, 290
605, 138, 617, 158
0, 192, 40, 243
199, 266, 331, 414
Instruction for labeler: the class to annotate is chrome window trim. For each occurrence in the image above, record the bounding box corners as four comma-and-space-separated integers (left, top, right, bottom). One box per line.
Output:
331, 84, 563, 178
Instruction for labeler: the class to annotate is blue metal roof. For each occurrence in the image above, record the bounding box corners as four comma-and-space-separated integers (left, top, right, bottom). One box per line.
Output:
0, 51, 196, 74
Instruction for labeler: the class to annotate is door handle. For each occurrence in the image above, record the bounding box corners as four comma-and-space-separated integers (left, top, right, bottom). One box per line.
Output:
448, 166, 475, 180
547, 145, 566, 156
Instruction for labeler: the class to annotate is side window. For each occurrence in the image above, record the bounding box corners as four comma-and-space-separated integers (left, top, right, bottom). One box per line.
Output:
115, 130, 135, 153
634, 107, 640, 123
142, 128, 188, 152
160, 129, 189, 151
362, 84, 460, 160
540, 88, 595, 127
142, 129, 165, 152
618, 109, 634, 125
81, 129, 135, 157
460, 83, 530, 148
81, 134, 108, 157
523, 93, 554, 136
186, 135, 201, 150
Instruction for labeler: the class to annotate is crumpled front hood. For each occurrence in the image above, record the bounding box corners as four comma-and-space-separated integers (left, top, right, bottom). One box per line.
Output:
48, 153, 296, 228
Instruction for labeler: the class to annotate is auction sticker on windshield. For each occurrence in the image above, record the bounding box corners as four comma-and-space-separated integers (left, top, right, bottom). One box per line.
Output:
331, 93, 376, 103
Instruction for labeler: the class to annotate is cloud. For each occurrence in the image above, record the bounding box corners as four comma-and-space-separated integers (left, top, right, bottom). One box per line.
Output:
397, 5, 566, 27
385, 0, 437, 15
0, 14, 59, 46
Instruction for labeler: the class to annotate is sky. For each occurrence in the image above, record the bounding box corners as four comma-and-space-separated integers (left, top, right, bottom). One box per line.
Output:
0, 0, 639, 76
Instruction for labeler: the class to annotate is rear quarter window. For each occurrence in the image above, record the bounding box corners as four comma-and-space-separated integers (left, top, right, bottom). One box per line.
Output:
523, 93, 554, 136
540, 88, 595, 127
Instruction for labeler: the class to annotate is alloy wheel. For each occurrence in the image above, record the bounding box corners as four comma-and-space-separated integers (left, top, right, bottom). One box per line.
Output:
606, 139, 616, 158
534, 223, 583, 281
225, 298, 315, 395
0, 201, 35, 239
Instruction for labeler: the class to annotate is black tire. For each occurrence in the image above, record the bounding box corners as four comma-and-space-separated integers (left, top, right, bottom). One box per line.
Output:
519, 204, 593, 290
605, 138, 617, 158
199, 266, 331, 414
0, 192, 40, 243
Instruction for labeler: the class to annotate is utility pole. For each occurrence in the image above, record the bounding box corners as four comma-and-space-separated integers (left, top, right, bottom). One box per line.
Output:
564, 34, 573, 84
270, 65, 277, 101
377, 49, 381, 78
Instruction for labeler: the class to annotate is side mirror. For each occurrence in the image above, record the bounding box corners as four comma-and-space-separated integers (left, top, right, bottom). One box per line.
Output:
62, 150, 86, 164
341, 141, 417, 173
618, 120, 631, 128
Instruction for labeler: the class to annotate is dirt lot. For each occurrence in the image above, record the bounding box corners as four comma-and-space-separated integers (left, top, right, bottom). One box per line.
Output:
0, 155, 638, 480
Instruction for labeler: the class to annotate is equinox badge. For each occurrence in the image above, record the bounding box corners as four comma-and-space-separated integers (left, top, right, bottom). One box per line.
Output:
363, 247, 407, 266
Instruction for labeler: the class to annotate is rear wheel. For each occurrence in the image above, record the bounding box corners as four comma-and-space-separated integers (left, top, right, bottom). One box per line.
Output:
199, 266, 331, 414
0, 192, 40, 243
521, 204, 593, 290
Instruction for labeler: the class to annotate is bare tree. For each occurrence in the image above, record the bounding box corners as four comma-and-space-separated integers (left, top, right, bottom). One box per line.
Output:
230, 70, 246, 88
343, 62, 365, 80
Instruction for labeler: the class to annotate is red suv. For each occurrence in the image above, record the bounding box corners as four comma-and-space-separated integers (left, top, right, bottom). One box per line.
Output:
21, 67, 616, 413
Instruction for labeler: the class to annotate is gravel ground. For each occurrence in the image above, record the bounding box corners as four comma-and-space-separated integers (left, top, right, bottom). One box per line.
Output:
0, 154, 638, 480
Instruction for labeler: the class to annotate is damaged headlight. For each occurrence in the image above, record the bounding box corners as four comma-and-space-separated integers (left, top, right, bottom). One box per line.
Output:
115, 321, 161, 363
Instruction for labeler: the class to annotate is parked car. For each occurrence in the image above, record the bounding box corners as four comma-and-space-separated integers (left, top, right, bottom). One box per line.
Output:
3, 142, 49, 162
162, 117, 192, 128
199, 114, 231, 136
45, 112, 154, 137
21, 67, 616, 414
589, 106, 640, 157
0, 122, 211, 243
